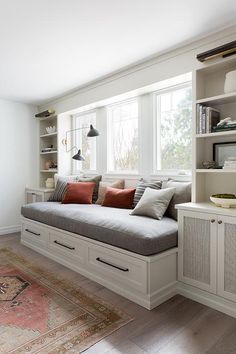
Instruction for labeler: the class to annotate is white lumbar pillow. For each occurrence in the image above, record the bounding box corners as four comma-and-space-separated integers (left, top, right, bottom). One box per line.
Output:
130, 187, 176, 220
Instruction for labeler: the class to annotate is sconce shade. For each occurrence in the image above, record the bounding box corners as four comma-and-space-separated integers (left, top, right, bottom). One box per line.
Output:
87, 124, 99, 137
72, 149, 85, 161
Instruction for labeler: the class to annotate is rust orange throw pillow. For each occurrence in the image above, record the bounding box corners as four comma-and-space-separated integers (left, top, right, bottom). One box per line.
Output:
62, 182, 95, 204
102, 187, 136, 209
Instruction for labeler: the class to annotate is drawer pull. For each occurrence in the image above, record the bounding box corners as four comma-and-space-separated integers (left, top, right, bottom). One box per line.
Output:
218, 220, 223, 224
96, 257, 129, 272
25, 228, 40, 236
54, 240, 75, 250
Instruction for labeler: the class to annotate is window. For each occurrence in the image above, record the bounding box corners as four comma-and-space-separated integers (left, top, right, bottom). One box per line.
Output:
74, 112, 96, 171
155, 84, 192, 172
107, 100, 139, 172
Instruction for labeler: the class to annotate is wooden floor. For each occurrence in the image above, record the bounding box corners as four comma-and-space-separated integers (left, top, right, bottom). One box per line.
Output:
1, 234, 236, 354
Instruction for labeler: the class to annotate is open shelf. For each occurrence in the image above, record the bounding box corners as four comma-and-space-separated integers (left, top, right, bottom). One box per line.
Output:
196, 169, 236, 173
40, 132, 57, 138
40, 151, 58, 155
196, 91, 236, 105
40, 169, 58, 173
196, 130, 236, 139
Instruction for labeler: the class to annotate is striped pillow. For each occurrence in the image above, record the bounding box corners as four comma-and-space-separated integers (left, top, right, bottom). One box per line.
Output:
48, 176, 80, 202
133, 179, 162, 207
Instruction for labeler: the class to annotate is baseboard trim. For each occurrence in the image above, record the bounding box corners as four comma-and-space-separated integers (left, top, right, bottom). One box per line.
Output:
0, 225, 21, 235
178, 282, 236, 319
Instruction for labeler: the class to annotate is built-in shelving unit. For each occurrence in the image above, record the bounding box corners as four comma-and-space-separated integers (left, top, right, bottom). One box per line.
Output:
39, 115, 58, 188
37, 112, 72, 188
193, 55, 236, 202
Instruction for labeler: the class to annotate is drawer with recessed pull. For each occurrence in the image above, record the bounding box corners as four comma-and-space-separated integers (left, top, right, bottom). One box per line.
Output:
48, 230, 86, 264
87, 244, 147, 293
22, 220, 48, 246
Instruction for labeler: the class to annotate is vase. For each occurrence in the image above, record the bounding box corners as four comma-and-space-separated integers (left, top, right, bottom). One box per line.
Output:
224, 70, 236, 93
46, 178, 54, 189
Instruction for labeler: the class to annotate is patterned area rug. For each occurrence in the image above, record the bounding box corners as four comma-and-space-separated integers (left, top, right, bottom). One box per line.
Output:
0, 248, 132, 353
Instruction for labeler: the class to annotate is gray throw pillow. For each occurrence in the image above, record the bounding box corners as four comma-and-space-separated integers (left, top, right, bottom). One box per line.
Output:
78, 175, 102, 203
164, 180, 191, 220
48, 176, 80, 202
133, 179, 162, 207
130, 187, 175, 220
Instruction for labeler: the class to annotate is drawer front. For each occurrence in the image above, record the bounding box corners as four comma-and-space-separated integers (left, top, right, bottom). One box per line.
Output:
88, 245, 147, 293
22, 220, 48, 246
48, 230, 86, 265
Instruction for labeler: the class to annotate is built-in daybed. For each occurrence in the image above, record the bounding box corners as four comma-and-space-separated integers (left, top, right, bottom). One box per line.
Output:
21, 202, 178, 309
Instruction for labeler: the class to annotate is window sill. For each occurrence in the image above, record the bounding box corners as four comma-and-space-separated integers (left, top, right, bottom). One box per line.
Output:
104, 172, 141, 180
151, 171, 192, 181
72, 170, 99, 176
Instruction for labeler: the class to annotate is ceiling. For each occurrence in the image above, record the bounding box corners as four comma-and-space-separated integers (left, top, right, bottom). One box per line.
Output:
0, 0, 236, 105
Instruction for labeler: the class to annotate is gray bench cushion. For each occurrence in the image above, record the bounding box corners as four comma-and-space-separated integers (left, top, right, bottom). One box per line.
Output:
21, 202, 178, 256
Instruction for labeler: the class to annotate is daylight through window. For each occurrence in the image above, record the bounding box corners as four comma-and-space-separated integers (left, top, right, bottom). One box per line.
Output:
155, 84, 192, 172
107, 100, 139, 172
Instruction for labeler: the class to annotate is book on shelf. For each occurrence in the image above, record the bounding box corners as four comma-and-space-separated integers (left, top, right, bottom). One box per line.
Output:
196, 104, 220, 134
35, 109, 55, 118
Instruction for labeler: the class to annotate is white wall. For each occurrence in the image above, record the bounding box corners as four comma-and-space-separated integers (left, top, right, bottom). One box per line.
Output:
0, 99, 38, 234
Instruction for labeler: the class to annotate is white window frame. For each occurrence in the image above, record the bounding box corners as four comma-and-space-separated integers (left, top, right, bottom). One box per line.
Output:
72, 110, 98, 174
106, 98, 140, 175
153, 81, 192, 177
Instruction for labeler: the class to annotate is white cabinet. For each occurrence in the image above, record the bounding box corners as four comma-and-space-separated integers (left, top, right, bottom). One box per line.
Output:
25, 188, 54, 204
218, 216, 236, 302
178, 207, 236, 303
178, 210, 217, 293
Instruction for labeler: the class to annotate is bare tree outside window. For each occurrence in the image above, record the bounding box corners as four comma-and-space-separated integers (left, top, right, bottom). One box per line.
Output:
156, 85, 192, 171
108, 100, 138, 172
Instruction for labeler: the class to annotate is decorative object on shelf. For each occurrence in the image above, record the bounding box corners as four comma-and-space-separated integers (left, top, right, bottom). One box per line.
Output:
41, 145, 57, 153
49, 162, 57, 170
45, 160, 52, 170
196, 104, 220, 134
210, 194, 236, 208
224, 70, 236, 93
212, 117, 236, 133
35, 109, 55, 118
196, 40, 236, 62
45, 177, 54, 189
202, 161, 216, 169
46, 126, 56, 134
62, 124, 99, 161
223, 156, 236, 170
213, 142, 236, 168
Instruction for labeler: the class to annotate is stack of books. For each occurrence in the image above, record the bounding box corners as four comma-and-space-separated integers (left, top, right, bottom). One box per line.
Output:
197, 105, 220, 134
212, 122, 236, 133
223, 157, 236, 170
35, 109, 55, 118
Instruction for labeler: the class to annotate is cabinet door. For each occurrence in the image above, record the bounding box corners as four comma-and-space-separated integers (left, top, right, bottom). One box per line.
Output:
178, 210, 217, 293
218, 216, 236, 302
